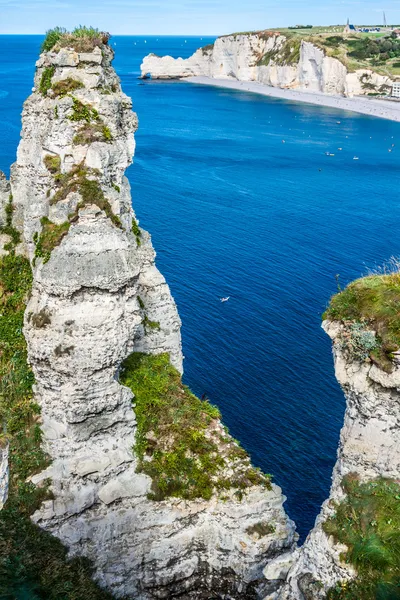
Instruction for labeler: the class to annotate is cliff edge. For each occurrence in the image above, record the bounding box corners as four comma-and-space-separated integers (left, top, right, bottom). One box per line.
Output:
140, 32, 394, 98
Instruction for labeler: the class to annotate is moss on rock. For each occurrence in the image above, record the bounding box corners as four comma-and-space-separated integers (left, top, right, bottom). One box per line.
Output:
120, 352, 270, 502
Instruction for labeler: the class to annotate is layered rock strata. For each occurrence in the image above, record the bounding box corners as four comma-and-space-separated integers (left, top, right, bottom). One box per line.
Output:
277, 320, 400, 599
141, 33, 393, 97
1, 39, 297, 599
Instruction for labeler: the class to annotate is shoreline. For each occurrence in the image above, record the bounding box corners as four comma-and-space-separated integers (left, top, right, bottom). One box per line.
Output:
186, 76, 400, 122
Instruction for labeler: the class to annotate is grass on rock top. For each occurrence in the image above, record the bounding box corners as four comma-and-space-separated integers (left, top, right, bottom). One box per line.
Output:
324, 272, 400, 371
324, 475, 400, 600
120, 352, 270, 502
41, 26, 110, 53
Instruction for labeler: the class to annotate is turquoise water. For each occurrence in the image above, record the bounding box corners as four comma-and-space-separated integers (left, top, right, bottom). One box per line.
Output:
1, 35, 400, 540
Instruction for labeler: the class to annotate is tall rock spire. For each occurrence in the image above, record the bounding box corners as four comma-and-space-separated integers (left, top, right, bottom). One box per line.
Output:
2, 31, 296, 598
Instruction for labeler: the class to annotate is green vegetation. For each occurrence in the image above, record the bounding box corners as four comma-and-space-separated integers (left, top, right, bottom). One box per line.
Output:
323, 271, 400, 371
0, 196, 21, 250
39, 66, 55, 96
44, 154, 61, 175
201, 43, 214, 55
131, 217, 141, 246
324, 475, 400, 600
246, 522, 276, 537
68, 97, 99, 123
112, 184, 120, 193
51, 78, 83, 97
258, 38, 301, 66
34, 217, 71, 264
73, 123, 113, 145
0, 241, 118, 599
142, 315, 160, 331
120, 352, 270, 501
42, 26, 110, 53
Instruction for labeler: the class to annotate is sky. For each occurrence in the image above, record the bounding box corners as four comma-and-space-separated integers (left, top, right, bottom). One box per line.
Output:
0, 0, 400, 35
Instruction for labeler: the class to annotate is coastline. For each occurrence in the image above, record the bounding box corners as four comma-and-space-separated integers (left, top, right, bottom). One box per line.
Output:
186, 76, 400, 122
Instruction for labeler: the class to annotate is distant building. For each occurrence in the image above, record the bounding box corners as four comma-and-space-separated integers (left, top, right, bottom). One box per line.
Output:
344, 19, 356, 33
392, 82, 400, 98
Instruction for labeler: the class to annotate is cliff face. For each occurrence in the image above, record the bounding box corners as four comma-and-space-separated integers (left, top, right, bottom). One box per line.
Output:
0, 38, 297, 599
141, 33, 392, 98
277, 320, 400, 599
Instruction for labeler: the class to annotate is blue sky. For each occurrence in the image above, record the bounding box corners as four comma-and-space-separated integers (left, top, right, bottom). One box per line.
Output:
0, 0, 399, 35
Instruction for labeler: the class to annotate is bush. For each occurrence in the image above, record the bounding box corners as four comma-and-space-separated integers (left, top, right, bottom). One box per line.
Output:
41, 27, 66, 52
41, 26, 110, 53
43, 154, 61, 174
51, 78, 83, 97
39, 66, 55, 96
73, 123, 113, 145
34, 217, 70, 264
68, 97, 99, 123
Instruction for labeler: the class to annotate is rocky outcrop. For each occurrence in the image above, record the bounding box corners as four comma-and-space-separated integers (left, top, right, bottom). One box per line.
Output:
278, 320, 400, 599
141, 33, 393, 98
1, 38, 297, 599
0, 445, 9, 510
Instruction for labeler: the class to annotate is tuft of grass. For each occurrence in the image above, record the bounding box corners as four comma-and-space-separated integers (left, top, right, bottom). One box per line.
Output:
0, 251, 118, 599
131, 217, 141, 246
43, 154, 61, 175
323, 270, 400, 371
246, 522, 275, 537
39, 66, 55, 97
0, 196, 21, 249
324, 475, 400, 600
41, 27, 66, 52
68, 97, 99, 123
73, 123, 113, 145
51, 78, 83, 97
41, 26, 110, 53
142, 315, 160, 332
120, 352, 270, 501
34, 217, 71, 264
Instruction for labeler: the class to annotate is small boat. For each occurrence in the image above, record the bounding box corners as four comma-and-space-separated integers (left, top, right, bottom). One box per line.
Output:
282, 140, 285, 144
325, 152, 330, 156
336, 121, 341, 124
353, 156, 359, 160
338, 147, 343, 150
220, 297, 230, 303
329, 153, 335, 156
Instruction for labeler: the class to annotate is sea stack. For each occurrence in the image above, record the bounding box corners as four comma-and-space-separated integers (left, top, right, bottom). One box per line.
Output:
0, 31, 297, 599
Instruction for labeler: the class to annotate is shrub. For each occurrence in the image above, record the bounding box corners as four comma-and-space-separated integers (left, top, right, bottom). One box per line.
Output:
131, 217, 141, 246
42, 26, 111, 53
119, 353, 270, 501
73, 123, 113, 145
0, 196, 20, 248
34, 217, 71, 264
324, 476, 400, 599
43, 154, 61, 174
68, 97, 99, 123
41, 27, 66, 52
51, 78, 83, 97
338, 322, 377, 363
39, 66, 55, 96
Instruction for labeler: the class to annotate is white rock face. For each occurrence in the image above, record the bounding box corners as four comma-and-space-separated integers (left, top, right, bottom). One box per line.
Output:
278, 320, 400, 599
5, 43, 297, 599
0, 171, 9, 228
0, 445, 9, 510
141, 33, 393, 98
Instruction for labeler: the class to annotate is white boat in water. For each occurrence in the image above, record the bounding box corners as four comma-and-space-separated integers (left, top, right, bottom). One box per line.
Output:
220, 297, 230, 303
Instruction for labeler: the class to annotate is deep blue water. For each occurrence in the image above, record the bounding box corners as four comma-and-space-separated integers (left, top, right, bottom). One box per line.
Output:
1, 35, 400, 541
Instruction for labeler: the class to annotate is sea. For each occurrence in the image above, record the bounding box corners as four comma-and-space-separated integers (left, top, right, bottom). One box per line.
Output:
1, 34, 400, 541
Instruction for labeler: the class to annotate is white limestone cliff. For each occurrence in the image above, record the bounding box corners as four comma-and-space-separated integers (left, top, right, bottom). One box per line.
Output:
277, 320, 400, 599
1, 40, 297, 599
141, 33, 393, 98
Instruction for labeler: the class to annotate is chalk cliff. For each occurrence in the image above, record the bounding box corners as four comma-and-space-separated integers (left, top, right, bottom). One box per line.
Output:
141, 32, 393, 98
0, 35, 297, 599
277, 318, 400, 599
